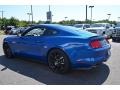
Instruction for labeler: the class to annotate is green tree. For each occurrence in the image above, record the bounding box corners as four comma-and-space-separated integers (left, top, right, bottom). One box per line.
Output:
9, 17, 19, 27
18, 20, 29, 27
37, 20, 45, 24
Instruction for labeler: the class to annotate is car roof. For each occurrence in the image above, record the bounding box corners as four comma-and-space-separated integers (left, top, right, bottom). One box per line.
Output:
27, 24, 68, 33
32, 24, 77, 32
28, 24, 96, 36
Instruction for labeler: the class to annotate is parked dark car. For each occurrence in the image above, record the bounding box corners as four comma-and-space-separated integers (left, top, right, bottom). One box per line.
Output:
4, 26, 14, 35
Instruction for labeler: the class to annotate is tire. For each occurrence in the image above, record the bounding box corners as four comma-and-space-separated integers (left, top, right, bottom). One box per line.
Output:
3, 43, 14, 58
48, 49, 71, 74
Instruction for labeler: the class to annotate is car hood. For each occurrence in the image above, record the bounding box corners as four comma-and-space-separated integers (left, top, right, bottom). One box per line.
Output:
86, 27, 105, 30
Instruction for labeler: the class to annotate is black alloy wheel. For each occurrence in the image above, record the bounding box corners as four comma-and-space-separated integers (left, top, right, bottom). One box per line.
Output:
48, 49, 71, 74
3, 43, 14, 58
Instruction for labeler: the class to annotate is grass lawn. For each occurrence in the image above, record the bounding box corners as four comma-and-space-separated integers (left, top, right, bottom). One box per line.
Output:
0, 30, 4, 35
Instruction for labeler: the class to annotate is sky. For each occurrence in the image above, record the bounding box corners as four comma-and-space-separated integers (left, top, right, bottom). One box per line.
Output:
0, 5, 120, 22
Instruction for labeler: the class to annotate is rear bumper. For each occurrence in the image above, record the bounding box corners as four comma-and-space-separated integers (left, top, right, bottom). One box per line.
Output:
69, 46, 111, 69
72, 54, 110, 69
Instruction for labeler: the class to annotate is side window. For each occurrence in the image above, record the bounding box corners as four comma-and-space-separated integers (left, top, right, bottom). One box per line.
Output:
84, 25, 90, 28
24, 28, 46, 36
43, 29, 57, 36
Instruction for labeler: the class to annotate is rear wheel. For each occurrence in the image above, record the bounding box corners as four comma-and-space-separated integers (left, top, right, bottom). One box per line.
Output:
48, 49, 71, 74
3, 43, 14, 58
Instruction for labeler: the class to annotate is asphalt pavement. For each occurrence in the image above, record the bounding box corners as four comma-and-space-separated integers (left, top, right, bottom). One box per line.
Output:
0, 35, 120, 85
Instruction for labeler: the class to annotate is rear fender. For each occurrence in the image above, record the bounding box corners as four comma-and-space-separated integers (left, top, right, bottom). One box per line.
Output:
57, 42, 90, 63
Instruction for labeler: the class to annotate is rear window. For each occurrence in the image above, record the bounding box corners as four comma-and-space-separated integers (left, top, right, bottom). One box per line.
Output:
58, 26, 97, 36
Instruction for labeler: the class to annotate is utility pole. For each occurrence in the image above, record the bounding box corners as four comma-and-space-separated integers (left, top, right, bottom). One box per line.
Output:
89, 6, 94, 22
107, 14, 111, 21
86, 5, 88, 22
0, 11, 4, 19
49, 5, 50, 12
0, 10, 5, 30
46, 5, 52, 23
49, 5, 52, 22
31, 5, 33, 24
27, 13, 32, 24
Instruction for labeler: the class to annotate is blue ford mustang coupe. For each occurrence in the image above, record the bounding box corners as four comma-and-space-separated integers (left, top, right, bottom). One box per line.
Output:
3, 24, 111, 73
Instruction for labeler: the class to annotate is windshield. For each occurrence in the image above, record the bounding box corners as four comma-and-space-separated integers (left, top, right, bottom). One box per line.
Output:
91, 24, 105, 27
74, 24, 83, 28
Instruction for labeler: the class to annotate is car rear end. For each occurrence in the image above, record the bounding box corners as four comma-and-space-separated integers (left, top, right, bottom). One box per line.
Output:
51, 25, 111, 69
70, 36, 111, 69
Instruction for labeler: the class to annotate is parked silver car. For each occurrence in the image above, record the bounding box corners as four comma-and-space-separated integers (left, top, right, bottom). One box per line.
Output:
73, 24, 90, 30
86, 23, 114, 38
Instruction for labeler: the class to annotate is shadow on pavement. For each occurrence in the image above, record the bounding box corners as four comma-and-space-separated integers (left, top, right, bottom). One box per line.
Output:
0, 55, 110, 85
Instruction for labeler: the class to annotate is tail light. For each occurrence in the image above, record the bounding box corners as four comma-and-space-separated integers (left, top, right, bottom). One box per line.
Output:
90, 40, 102, 49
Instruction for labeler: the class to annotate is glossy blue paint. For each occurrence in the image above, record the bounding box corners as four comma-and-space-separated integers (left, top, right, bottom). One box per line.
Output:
3, 24, 111, 69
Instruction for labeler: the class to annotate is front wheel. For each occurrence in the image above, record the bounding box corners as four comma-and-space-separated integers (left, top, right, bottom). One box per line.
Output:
48, 49, 71, 74
3, 43, 14, 58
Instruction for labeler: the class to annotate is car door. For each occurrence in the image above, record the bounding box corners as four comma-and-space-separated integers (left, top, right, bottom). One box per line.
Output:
16, 26, 46, 60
